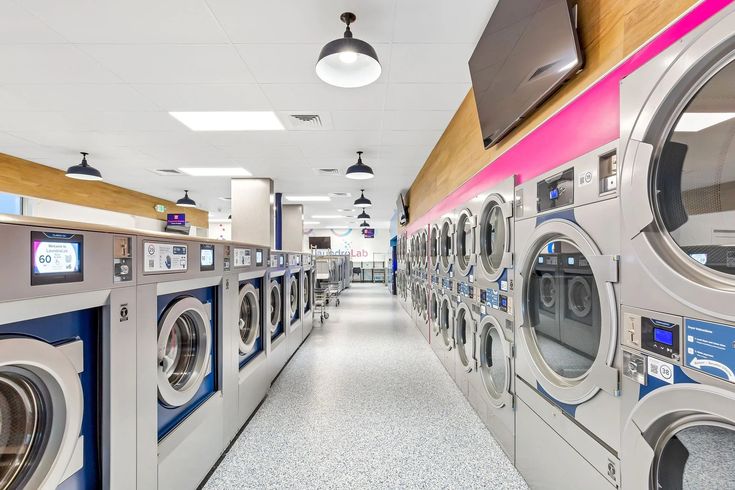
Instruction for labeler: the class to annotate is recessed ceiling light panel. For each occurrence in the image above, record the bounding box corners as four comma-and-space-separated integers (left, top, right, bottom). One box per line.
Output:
284, 195, 331, 202
179, 167, 252, 177
170, 111, 285, 131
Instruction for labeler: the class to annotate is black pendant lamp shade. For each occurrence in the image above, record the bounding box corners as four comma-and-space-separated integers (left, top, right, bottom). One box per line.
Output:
176, 190, 197, 208
316, 12, 381, 88
357, 209, 370, 220
360, 220, 370, 227
353, 189, 372, 208
66, 152, 102, 181
345, 151, 374, 180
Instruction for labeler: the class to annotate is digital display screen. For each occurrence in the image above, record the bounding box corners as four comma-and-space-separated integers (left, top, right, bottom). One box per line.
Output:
279, 255, 284, 266
31, 231, 84, 285
167, 213, 186, 226
200, 244, 215, 271
256, 249, 263, 266
362, 228, 375, 238
549, 188, 560, 200
654, 327, 674, 346
567, 256, 575, 265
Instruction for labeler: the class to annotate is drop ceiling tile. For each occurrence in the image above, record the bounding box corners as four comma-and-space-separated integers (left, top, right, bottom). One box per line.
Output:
393, 0, 498, 43
0, 83, 158, 112
291, 131, 382, 155
22, 0, 228, 44
331, 111, 383, 131
133, 83, 271, 111
236, 43, 391, 84
385, 83, 469, 111
261, 83, 387, 111
80, 44, 255, 83
207, 0, 396, 43
0, 132, 39, 148
0, 112, 70, 131
388, 44, 474, 83
201, 131, 296, 148
381, 130, 443, 147
0, 1, 66, 43
382, 110, 455, 131
0, 45, 119, 83
61, 111, 183, 132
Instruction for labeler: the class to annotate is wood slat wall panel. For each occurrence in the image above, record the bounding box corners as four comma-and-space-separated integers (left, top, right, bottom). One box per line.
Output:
0, 152, 209, 228
406, 0, 699, 222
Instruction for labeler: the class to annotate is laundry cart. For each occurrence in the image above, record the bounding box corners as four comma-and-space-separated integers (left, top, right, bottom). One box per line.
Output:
314, 258, 333, 322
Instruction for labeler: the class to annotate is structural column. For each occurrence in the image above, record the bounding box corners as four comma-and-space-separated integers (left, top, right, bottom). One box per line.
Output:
230, 178, 274, 247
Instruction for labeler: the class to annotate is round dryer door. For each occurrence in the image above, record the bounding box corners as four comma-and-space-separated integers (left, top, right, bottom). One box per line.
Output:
478, 193, 512, 282
621, 24, 735, 322
303, 272, 311, 310
439, 295, 454, 350
268, 279, 282, 333
455, 209, 477, 277
430, 225, 440, 271
0, 338, 84, 489
430, 289, 440, 335
157, 296, 212, 408
622, 384, 735, 489
439, 218, 454, 274
238, 284, 260, 355
519, 219, 618, 404
288, 276, 298, 319
454, 301, 476, 372
477, 316, 513, 408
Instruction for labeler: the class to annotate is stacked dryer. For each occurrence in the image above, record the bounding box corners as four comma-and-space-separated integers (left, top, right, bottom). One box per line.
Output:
469, 176, 517, 462
617, 6, 735, 488
414, 227, 430, 342
0, 218, 136, 489
431, 213, 457, 377
136, 235, 230, 490
301, 252, 315, 341
513, 142, 625, 488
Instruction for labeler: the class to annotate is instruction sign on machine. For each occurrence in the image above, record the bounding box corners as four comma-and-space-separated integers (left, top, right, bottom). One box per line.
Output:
685, 318, 735, 383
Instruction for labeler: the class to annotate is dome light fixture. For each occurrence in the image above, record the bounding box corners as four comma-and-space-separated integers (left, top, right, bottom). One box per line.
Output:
316, 12, 381, 88
66, 152, 102, 181
345, 151, 374, 180
353, 189, 372, 208
176, 190, 197, 208
360, 220, 370, 227
357, 209, 370, 220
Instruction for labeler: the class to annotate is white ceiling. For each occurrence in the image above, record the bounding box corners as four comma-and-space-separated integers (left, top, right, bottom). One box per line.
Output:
0, 0, 498, 228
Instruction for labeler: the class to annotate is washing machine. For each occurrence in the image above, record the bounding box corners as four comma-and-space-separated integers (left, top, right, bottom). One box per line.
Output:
0, 218, 136, 489
285, 251, 303, 357
302, 252, 315, 341
618, 6, 735, 487
513, 141, 626, 489
136, 236, 228, 490
222, 242, 270, 444
267, 251, 288, 382
468, 175, 517, 461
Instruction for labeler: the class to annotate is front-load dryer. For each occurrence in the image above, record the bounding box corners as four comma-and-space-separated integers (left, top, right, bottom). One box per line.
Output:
438, 214, 456, 281
470, 175, 517, 462
453, 200, 480, 284
618, 5, 735, 487
267, 251, 288, 383
285, 251, 303, 358
514, 142, 627, 489
136, 237, 227, 490
223, 243, 270, 443
0, 219, 136, 489
452, 284, 480, 398
301, 252, 315, 341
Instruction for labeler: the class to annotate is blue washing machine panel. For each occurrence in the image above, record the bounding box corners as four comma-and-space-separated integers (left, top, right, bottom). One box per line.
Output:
156, 287, 217, 440
0, 308, 101, 489
239, 277, 264, 368
684, 318, 735, 384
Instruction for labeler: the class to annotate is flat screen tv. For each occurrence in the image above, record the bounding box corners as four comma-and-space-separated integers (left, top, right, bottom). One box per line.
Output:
469, 0, 583, 148
309, 236, 331, 250
396, 193, 408, 226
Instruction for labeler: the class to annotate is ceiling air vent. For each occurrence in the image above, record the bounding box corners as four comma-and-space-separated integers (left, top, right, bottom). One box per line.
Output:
314, 168, 341, 176
329, 192, 352, 198
280, 111, 333, 130
150, 169, 184, 176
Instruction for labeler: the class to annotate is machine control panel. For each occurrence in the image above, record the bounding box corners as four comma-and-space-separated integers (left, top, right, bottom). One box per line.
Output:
31, 231, 84, 285
479, 288, 511, 314
622, 307, 681, 361
255, 249, 265, 267
537, 167, 574, 212
456, 282, 474, 299
442, 278, 453, 291
113, 235, 133, 283
432, 275, 439, 285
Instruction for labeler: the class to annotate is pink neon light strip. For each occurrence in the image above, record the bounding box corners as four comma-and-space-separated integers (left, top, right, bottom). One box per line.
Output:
407, 0, 733, 233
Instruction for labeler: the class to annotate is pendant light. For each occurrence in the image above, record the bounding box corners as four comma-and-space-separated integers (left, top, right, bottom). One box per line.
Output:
353, 189, 372, 208
345, 151, 374, 180
316, 12, 381, 88
66, 152, 102, 181
360, 220, 370, 227
357, 210, 370, 220
176, 190, 197, 208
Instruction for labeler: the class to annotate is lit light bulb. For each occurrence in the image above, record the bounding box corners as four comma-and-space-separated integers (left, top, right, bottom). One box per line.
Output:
339, 51, 358, 64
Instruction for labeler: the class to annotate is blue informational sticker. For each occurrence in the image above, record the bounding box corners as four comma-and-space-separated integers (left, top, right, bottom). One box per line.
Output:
487, 289, 499, 309
684, 318, 735, 383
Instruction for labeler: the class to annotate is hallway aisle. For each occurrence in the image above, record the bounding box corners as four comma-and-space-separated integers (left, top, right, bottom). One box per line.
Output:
204, 283, 527, 489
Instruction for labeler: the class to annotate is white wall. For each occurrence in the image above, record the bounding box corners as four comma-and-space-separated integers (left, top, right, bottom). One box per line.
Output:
303, 227, 391, 261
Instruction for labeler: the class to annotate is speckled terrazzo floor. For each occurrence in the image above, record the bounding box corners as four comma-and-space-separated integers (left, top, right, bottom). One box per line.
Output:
204, 283, 527, 489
